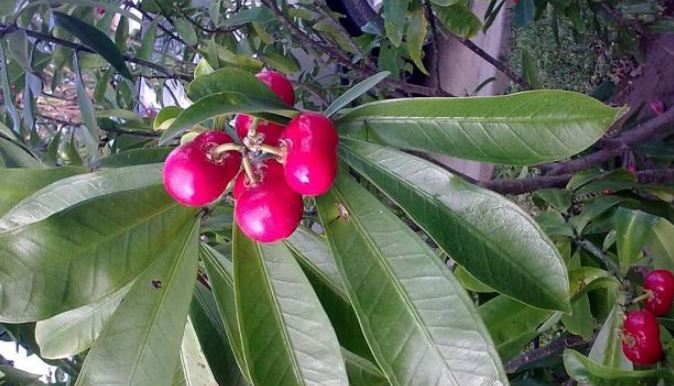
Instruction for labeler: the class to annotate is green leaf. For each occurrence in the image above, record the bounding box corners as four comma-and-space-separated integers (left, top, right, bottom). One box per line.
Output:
562, 294, 594, 340
284, 227, 373, 360
34, 282, 132, 359
534, 188, 572, 213
325, 72, 390, 118
0, 43, 19, 134
0, 164, 163, 230
588, 303, 631, 370
190, 282, 250, 386
94, 108, 143, 123
137, 19, 157, 61
53, 11, 133, 79
563, 349, 674, 385
174, 19, 198, 46
615, 208, 660, 275
0, 167, 84, 216
535, 211, 575, 238
220, 7, 274, 28
154, 106, 184, 129
75, 219, 200, 386
233, 225, 349, 386
98, 148, 172, 168
336, 90, 626, 165
433, 4, 482, 38
383, 0, 407, 46
187, 67, 284, 102
405, 2, 428, 75
174, 317, 219, 386
315, 173, 508, 385
159, 92, 294, 145
341, 348, 389, 386
200, 244, 253, 384
115, 16, 129, 50
479, 296, 551, 361
454, 265, 495, 293
73, 54, 100, 148
340, 138, 571, 311
521, 48, 541, 88
570, 196, 624, 234
0, 137, 41, 168
568, 267, 614, 300
0, 184, 197, 322
648, 218, 674, 272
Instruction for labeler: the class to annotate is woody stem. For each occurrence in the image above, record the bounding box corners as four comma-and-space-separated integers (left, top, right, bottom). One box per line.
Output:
241, 152, 258, 185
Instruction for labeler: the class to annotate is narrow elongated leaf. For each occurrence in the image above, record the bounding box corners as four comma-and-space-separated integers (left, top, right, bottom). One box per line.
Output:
174, 317, 219, 386
187, 67, 283, 103
0, 185, 196, 322
564, 350, 673, 385
190, 282, 250, 386
97, 148, 172, 168
0, 137, 41, 168
75, 219, 200, 386
589, 303, 631, 370
325, 72, 390, 118
200, 244, 253, 384
382, 0, 407, 46
159, 92, 294, 145
174, 19, 198, 46
138, 20, 157, 61
336, 91, 626, 165
35, 282, 132, 359
316, 173, 508, 386
479, 296, 551, 361
615, 208, 659, 274
0, 43, 19, 134
648, 218, 674, 271
0, 167, 84, 216
53, 12, 132, 79
0, 164, 163, 230
405, 2, 428, 75
342, 348, 388, 386
233, 226, 349, 386
433, 4, 482, 38
284, 227, 373, 360
341, 139, 570, 311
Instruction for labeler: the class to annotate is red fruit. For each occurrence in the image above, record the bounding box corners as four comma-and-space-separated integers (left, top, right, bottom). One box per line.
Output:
235, 163, 303, 243
644, 270, 674, 316
234, 114, 285, 145
256, 70, 295, 106
163, 131, 241, 207
232, 159, 285, 199
622, 310, 663, 365
281, 112, 339, 196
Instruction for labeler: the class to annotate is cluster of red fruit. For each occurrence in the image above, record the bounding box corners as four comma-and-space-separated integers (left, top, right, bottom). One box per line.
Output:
621, 269, 674, 365
162, 71, 338, 243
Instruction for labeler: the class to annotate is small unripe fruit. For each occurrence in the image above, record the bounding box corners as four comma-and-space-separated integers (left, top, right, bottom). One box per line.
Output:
621, 310, 663, 365
644, 270, 674, 316
163, 131, 241, 207
234, 114, 285, 145
235, 159, 303, 243
281, 112, 338, 196
256, 70, 295, 106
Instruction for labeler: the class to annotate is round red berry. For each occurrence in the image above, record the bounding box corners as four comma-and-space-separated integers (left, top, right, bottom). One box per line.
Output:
234, 114, 285, 145
644, 270, 674, 316
256, 70, 295, 106
232, 159, 285, 199
621, 310, 663, 365
163, 131, 241, 207
281, 112, 339, 196
235, 160, 303, 243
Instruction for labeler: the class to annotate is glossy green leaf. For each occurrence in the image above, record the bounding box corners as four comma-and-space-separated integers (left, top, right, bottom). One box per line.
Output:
0, 137, 40, 169
479, 296, 551, 361
570, 196, 624, 234
316, 173, 508, 386
648, 218, 674, 271
336, 90, 626, 165
325, 72, 390, 118
0, 185, 197, 322
35, 282, 132, 359
455, 265, 495, 293
405, 2, 428, 75
342, 348, 388, 386
382, 0, 407, 46
0, 167, 84, 216
521, 49, 541, 89
187, 67, 284, 102
173, 317, 219, 386
0, 164, 163, 230
0, 43, 19, 134
191, 281, 249, 386
53, 11, 132, 79
564, 349, 673, 385
159, 92, 294, 145
341, 139, 570, 311
137, 19, 157, 61
589, 303, 631, 370
233, 225, 349, 386
200, 244, 253, 384
433, 4, 482, 38
97, 148, 172, 168
174, 19, 198, 46
615, 208, 660, 275
562, 257, 594, 340
533, 188, 572, 213
568, 267, 614, 300
154, 106, 184, 129
75, 219, 200, 386
284, 227, 373, 360
535, 211, 575, 238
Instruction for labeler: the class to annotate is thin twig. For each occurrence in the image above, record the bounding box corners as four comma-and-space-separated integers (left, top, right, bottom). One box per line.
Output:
505, 334, 586, 373
423, 0, 441, 91
578, 239, 622, 279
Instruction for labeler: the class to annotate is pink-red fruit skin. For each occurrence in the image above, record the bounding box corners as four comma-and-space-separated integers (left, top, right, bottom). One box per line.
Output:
163, 131, 241, 207
281, 112, 338, 196
622, 310, 663, 365
256, 70, 295, 106
234, 114, 285, 145
235, 160, 303, 243
644, 270, 674, 316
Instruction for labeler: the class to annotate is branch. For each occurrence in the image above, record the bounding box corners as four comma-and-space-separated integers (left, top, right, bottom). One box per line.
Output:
539, 107, 674, 176
480, 168, 674, 195
577, 238, 622, 279
505, 334, 586, 373
423, 0, 442, 91
122, 1, 191, 48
